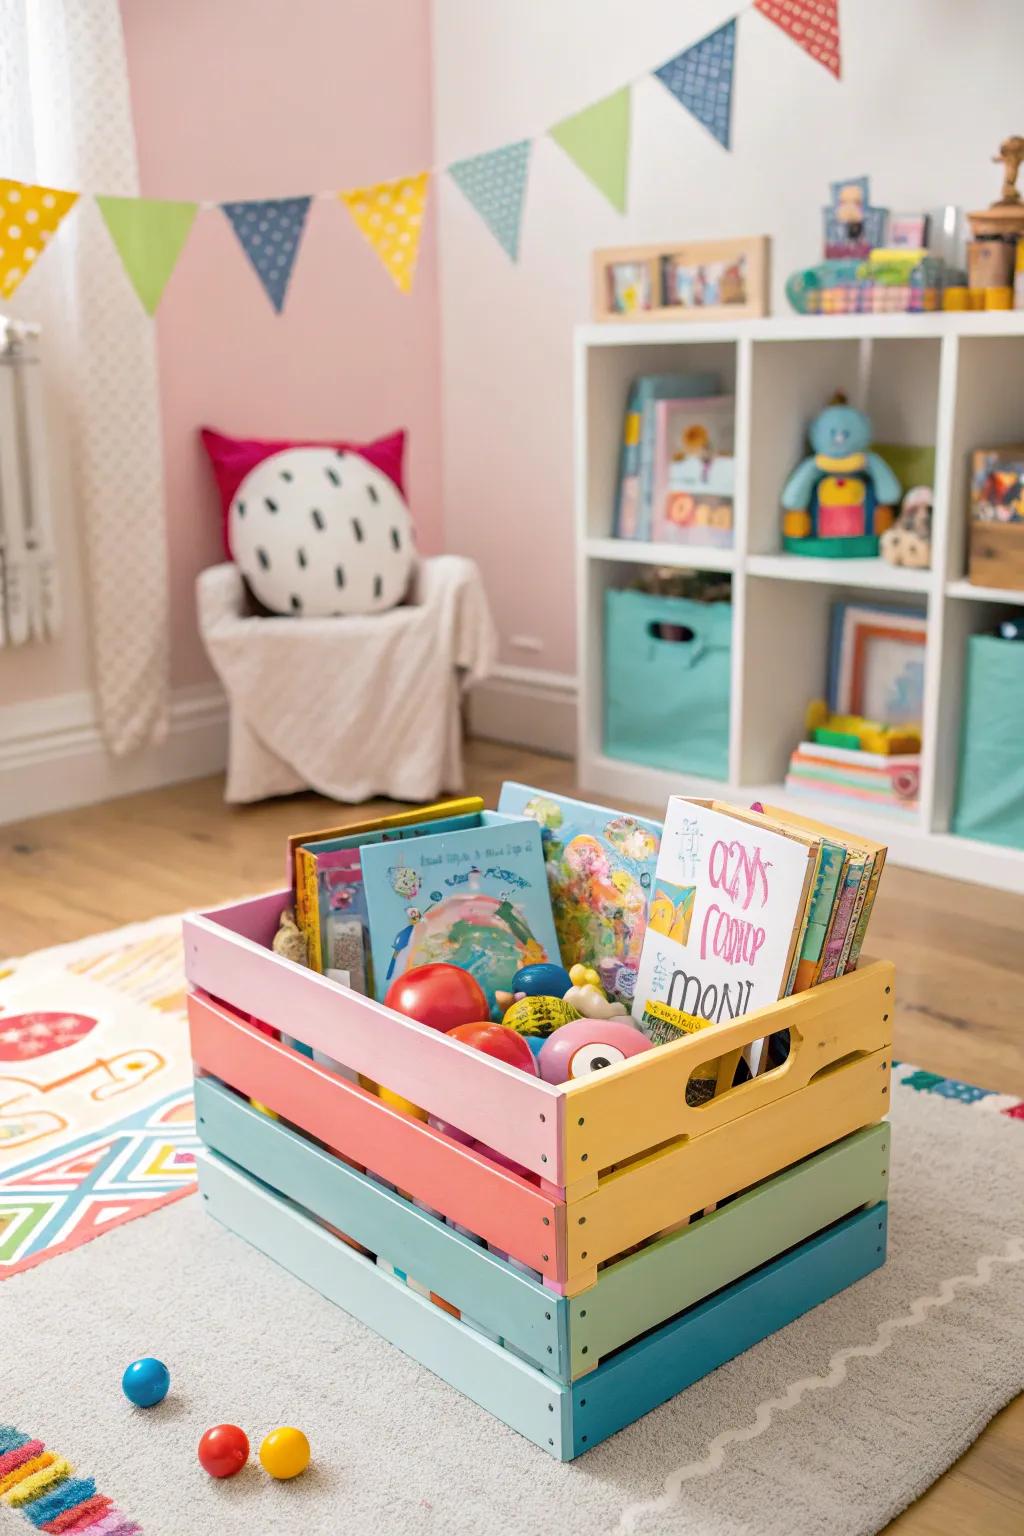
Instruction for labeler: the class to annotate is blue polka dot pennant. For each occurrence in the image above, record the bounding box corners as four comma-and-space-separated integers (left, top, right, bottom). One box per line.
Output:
653, 18, 737, 150
220, 196, 312, 312
448, 140, 531, 262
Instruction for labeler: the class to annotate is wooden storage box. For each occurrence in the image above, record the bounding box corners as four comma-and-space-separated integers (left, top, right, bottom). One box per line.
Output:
185, 891, 892, 1458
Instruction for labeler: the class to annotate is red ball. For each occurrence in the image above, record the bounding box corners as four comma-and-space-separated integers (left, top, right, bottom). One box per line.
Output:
198, 1424, 249, 1479
446, 1022, 539, 1075
384, 964, 489, 1034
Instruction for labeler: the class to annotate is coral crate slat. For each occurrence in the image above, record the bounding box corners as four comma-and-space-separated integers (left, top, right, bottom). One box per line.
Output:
189, 991, 564, 1282
183, 897, 565, 1181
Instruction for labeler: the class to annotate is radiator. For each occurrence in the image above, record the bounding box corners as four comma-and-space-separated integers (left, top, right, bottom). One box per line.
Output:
0, 318, 60, 646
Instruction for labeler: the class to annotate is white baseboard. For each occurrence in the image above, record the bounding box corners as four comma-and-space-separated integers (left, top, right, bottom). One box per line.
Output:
0, 682, 229, 825
467, 665, 578, 758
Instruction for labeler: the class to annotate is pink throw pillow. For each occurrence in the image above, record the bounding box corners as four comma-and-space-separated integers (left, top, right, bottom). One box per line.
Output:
200, 426, 406, 558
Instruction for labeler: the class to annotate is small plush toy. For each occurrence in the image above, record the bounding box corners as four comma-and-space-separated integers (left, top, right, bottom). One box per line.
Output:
538, 1018, 652, 1084
880, 485, 932, 569
272, 908, 309, 966
781, 393, 901, 558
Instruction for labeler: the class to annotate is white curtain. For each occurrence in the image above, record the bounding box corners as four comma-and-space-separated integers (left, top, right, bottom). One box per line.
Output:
0, 0, 169, 753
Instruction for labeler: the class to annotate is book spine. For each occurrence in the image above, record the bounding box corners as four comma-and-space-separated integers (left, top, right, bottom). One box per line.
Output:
296, 848, 324, 974
846, 850, 887, 971
837, 861, 872, 976
783, 850, 818, 996
637, 394, 657, 541
614, 382, 642, 539
817, 859, 863, 982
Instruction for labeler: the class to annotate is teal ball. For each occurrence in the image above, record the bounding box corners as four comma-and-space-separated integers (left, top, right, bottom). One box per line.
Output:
122, 1357, 170, 1408
512, 963, 572, 998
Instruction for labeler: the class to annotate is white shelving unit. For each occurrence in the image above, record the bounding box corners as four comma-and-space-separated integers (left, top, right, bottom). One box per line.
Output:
574, 312, 1024, 893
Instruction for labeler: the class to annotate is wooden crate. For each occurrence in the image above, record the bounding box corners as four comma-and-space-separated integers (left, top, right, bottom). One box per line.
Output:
185, 891, 892, 1455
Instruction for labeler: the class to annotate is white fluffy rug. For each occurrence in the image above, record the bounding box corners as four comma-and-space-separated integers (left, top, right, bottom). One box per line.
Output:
2, 1065, 1022, 1536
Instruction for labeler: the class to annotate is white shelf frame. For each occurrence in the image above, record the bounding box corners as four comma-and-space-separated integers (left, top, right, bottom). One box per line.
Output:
574, 313, 1024, 893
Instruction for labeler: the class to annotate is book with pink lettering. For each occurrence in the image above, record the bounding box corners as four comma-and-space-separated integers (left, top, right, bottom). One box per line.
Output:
632, 798, 820, 1043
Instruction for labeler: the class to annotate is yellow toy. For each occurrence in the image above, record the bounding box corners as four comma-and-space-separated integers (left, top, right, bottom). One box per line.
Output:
805, 700, 921, 756
259, 1427, 311, 1481
569, 963, 602, 991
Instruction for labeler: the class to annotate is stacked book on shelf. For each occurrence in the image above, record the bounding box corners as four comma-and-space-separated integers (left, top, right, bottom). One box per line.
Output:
785, 739, 921, 819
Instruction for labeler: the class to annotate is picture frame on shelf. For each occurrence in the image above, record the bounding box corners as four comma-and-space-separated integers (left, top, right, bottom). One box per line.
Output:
592, 237, 770, 324
828, 603, 927, 724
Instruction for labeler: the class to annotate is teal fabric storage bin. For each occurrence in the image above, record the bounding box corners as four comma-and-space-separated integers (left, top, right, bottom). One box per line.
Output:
604, 589, 731, 777
952, 635, 1024, 849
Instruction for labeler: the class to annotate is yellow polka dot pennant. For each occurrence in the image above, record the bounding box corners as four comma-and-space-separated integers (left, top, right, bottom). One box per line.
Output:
0, 180, 79, 300
339, 173, 429, 295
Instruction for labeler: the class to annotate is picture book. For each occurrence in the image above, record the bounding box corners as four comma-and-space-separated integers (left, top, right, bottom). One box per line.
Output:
359, 812, 561, 1016
611, 371, 720, 541
651, 396, 735, 548
631, 798, 818, 1039
292, 797, 485, 986
751, 806, 847, 991
497, 781, 662, 1003
759, 805, 887, 979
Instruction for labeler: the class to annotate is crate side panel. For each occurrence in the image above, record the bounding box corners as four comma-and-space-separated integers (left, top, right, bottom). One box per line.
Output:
565, 1048, 890, 1285
195, 1078, 566, 1374
569, 1122, 889, 1374
189, 995, 561, 1282
570, 1203, 888, 1455
198, 1150, 568, 1458
563, 962, 893, 1179
183, 906, 564, 1181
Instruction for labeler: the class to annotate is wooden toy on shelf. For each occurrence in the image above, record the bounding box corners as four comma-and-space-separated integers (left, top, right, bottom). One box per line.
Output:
781, 394, 901, 557
805, 700, 921, 755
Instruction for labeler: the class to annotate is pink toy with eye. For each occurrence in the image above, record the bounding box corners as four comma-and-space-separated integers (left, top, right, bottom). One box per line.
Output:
537, 1018, 652, 1084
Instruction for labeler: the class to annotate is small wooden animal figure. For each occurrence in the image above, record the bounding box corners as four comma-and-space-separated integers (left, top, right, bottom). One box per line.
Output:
272, 907, 309, 966
781, 394, 901, 558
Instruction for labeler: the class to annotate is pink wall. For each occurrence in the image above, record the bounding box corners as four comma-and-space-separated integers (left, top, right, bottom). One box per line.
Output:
120, 0, 442, 688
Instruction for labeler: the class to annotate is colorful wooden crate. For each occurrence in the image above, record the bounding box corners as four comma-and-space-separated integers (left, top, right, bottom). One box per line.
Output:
185, 890, 892, 1458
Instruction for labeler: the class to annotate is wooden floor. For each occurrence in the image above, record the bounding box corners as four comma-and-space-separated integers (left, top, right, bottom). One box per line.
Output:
1, 736, 1020, 1533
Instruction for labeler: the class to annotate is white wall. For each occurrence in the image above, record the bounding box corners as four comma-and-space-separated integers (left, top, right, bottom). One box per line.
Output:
433, 0, 1024, 684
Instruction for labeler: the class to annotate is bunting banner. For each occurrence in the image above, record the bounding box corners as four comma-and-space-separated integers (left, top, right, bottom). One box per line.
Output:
754, 0, 840, 78
221, 196, 311, 312
339, 173, 429, 294
654, 20, 737, 150
0, 180, 78, 300
549, 87, 631, 214
448, 140, 531, 262
96, 196, 198, 314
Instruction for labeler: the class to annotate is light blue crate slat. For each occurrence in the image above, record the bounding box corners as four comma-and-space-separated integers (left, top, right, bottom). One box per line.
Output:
198, 1149, 569, 1457
195, 1078, 564, 1375
570, 1202, 888, 1455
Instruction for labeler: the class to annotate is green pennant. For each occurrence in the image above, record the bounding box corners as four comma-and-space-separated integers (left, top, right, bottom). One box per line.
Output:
96, 196, 198, 314
549, 87, 631, 213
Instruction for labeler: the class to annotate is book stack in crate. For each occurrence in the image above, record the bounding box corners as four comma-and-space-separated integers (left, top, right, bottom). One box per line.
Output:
184, 791, 892, 1459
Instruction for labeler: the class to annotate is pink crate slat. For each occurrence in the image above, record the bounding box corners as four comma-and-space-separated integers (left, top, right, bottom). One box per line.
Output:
183, 896, 564, 1182
189, 990, 565, 1282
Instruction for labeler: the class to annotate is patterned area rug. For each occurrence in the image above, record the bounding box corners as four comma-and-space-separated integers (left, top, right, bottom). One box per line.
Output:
0, 917, 198, 1277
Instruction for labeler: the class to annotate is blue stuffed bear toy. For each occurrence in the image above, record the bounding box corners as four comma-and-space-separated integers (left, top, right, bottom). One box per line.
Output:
781, 393, 901, 558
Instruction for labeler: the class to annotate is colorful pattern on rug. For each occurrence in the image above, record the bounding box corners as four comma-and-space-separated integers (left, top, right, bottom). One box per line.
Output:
0, 1424, 140, 1533
0, 918, 198, 1278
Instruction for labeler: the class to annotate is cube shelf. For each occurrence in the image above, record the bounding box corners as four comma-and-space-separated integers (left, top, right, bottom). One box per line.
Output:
185, 890, 893, 1458
574, 312, 1024, 892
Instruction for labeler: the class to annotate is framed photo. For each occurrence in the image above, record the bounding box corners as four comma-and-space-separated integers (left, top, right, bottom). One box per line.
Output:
887, 212, 929, 250
592, 237, 770, 324
828, 603, 927, 724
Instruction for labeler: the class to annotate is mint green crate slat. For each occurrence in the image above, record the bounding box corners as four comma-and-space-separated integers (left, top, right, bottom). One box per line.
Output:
570, 1203, 888, 1455
568, 1122, 889, 1376
604, 589, 731, 777
953, 634, 1024, 850
194, 1078, 563, 1375
198, 1149, 571, 1457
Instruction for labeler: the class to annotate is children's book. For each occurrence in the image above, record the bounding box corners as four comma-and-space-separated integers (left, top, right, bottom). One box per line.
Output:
760, 805, 887, 979
359, 812, 560, 1017
631, 798, 819, 1039
752, 806, 847, 991
292, 797, 484, 986
651, 396, 735, 548
497, 782, 662, 1003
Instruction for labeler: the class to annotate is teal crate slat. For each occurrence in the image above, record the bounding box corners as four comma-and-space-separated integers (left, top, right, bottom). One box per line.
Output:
198, 1149, 569, 1457
569, 1123, 889, 1375
195, 1078, 564, 1375
570, 1203, 888, 1455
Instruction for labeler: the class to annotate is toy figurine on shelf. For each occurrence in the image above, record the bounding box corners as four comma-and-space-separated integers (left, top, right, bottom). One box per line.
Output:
781, 393, 901, 558
880, 486, 933, 569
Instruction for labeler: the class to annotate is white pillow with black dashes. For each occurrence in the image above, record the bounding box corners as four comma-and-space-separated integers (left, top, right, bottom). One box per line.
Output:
229, 445, 415, 616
